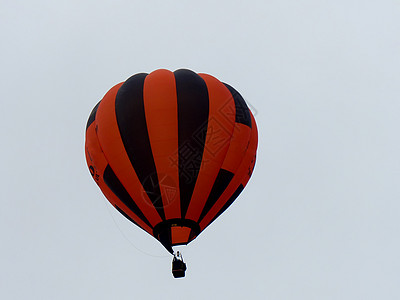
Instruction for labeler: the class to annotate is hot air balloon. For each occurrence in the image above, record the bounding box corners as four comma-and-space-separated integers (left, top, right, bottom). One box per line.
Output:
85, 69, 258, 278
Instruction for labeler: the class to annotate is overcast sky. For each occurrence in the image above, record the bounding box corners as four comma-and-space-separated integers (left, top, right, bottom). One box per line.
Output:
1, 1, 399, 299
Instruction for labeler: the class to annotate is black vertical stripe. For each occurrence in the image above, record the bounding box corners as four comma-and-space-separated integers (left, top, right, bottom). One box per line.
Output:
86, 101, 100, 130
115, 73, 165, 221
157, 227, 173, 254
103, 165, 153, 229
115, 205, 140, 227
174, 69, 210, 219
207, 184, 244, 227
197, 169, 234, 223
223, 83, 251, 128
188, 229, 197, 242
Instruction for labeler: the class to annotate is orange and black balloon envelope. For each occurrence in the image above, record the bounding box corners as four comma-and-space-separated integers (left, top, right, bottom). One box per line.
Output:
85, 69, 258, 254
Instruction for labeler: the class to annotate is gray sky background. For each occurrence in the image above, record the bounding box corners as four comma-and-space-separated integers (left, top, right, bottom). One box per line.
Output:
1, 1, 399, 299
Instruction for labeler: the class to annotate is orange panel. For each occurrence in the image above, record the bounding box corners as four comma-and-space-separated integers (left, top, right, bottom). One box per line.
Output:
95, 82, 163, 227
221, 123, 252, 173
184, 73, 236, 221
199, 114, 258, 230
85, 121, 153, 234
143, 69, 181, 220
171, 226, 191, 245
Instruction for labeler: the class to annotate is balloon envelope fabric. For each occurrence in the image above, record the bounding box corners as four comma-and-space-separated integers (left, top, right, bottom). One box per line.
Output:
85, 69, 258, 254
